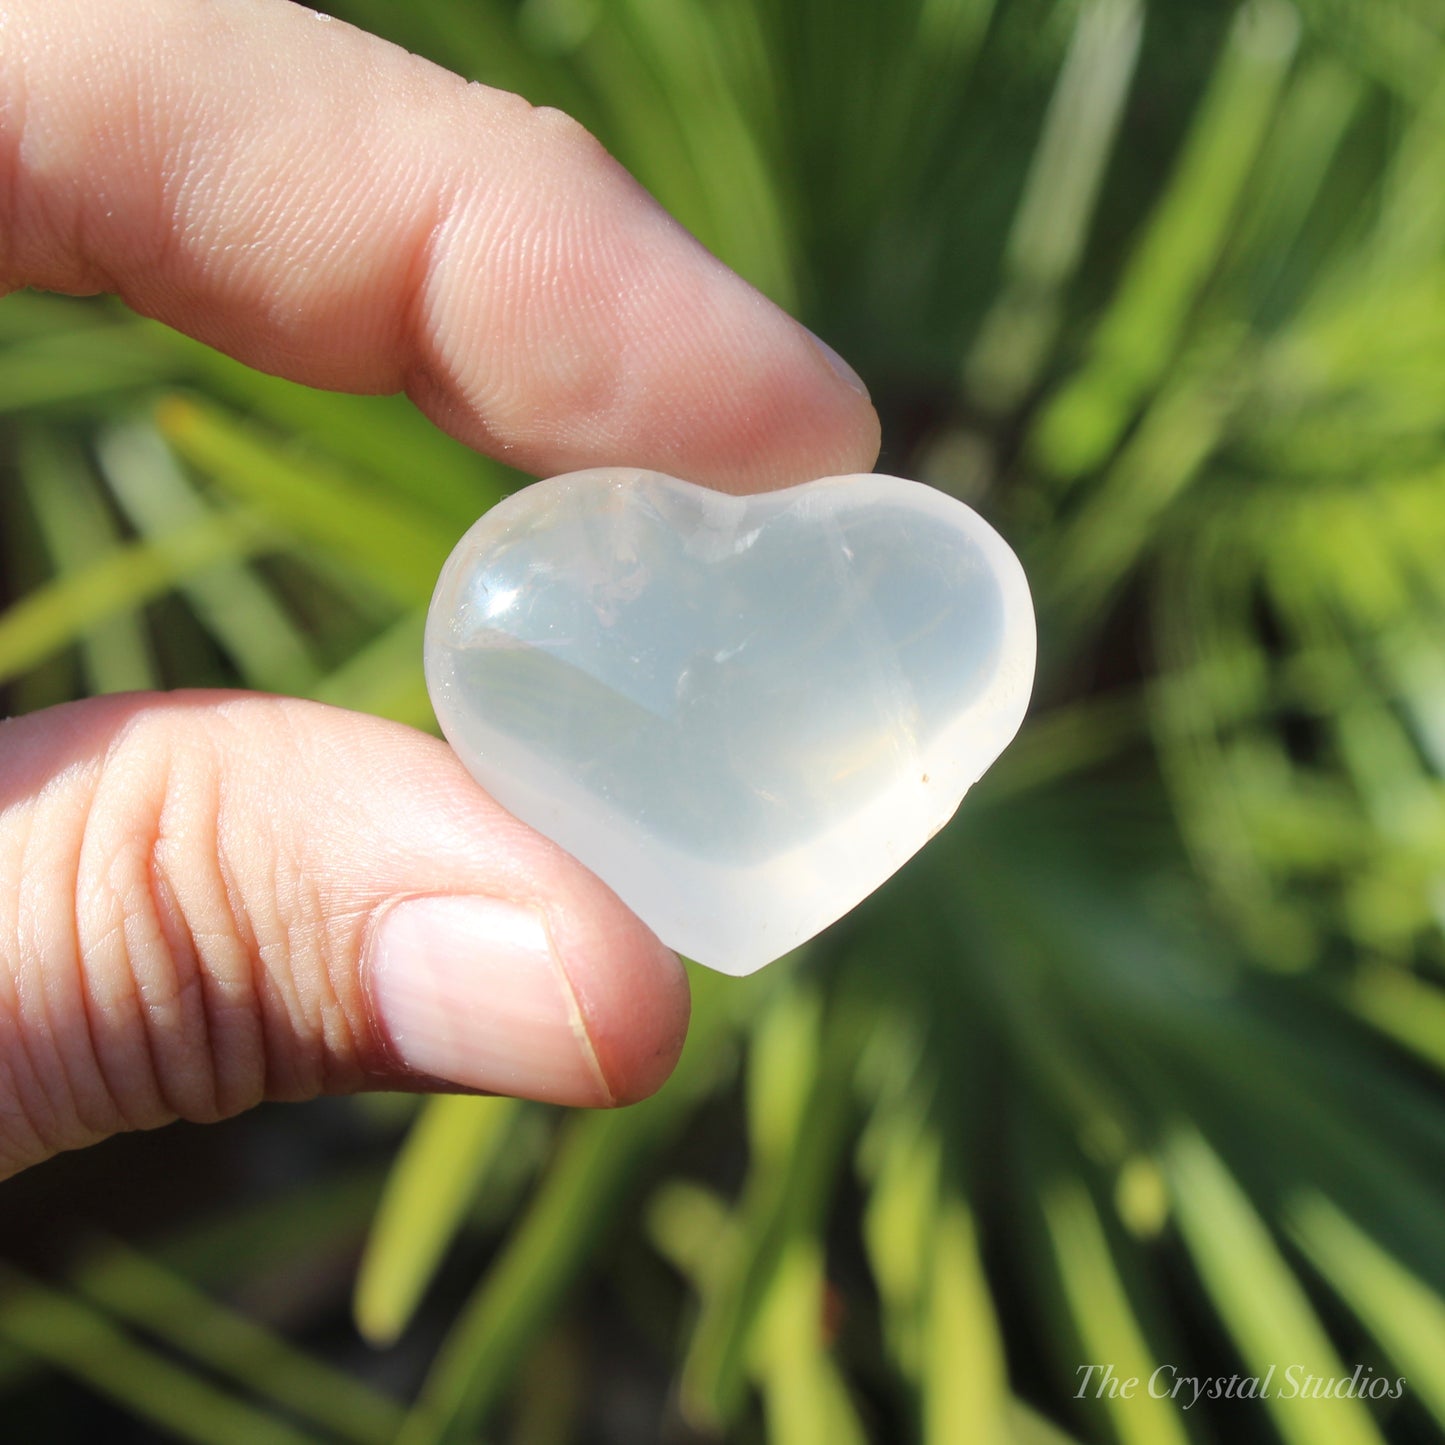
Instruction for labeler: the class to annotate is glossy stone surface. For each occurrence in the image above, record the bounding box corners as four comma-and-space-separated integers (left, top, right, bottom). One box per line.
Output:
425, 469, 1036, 974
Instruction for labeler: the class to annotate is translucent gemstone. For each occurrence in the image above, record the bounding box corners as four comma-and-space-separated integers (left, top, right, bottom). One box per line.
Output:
425, 469, 1036, 975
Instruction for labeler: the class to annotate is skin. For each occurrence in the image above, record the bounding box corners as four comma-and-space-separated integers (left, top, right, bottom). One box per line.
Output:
0, 0, 880, 1178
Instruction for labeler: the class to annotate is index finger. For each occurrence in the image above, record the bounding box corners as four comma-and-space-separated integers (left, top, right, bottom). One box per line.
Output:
0, 0, 880, 492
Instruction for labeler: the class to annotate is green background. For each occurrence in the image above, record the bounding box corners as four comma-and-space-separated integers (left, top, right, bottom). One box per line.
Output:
2, 0, 1444, 1440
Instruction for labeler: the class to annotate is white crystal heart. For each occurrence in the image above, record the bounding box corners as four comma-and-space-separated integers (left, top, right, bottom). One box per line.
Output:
425, 469, 1036, 975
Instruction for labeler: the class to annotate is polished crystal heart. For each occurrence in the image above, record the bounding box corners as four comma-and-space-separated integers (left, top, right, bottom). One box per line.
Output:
425, 469, 1036, 975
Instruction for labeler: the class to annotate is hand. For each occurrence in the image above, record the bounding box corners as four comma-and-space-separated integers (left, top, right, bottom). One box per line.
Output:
0, 0, 880, 1177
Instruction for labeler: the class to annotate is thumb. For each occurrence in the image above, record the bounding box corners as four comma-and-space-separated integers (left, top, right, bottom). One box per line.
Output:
0, 692, 689, 1178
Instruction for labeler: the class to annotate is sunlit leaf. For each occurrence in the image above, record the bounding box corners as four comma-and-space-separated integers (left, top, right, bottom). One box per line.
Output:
921, 1192, 1012, 1445
95, 419, 320, 694
75, 1239, 404, 1445
18, 428, 158, 694
1040, 1173, 1187, 1445
750, 1240, 868, 1445
0, 1261, 320, 1445
1032, 0, 1298, 480
154, 396, 456, 605
1165, 1130, 1387, 1445
0, 511, 273, 688
1288, 1192, 1445, 1431
354, 1096, 521, 1346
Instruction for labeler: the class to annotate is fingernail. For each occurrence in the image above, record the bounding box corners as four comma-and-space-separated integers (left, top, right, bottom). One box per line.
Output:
366, 896, 613, 1106
804, 326, 870, 399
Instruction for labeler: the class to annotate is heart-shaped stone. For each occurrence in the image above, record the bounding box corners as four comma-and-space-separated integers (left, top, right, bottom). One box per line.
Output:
425, 469, 1035, 975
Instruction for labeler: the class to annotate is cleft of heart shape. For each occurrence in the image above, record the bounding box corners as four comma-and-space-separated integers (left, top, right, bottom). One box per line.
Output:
425, 469, 1036, 975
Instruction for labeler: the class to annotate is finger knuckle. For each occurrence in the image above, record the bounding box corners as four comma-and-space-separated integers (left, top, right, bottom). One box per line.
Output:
77, 710, 245, 1130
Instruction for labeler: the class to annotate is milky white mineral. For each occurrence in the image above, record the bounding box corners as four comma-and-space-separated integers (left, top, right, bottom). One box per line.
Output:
425, 469, 1036, 974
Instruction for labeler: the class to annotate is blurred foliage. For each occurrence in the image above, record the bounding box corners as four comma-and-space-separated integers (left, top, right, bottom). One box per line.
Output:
3, 0, 1445, 1440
